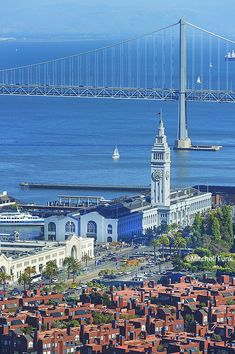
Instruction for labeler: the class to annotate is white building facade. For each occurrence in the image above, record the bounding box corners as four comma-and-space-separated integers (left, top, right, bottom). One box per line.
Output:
44, 214, 80, 241
0, 235, 94, 282
79, 211, 118, 243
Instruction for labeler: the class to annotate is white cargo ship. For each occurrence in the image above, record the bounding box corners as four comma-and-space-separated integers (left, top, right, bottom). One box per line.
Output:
0, 212, 44, 226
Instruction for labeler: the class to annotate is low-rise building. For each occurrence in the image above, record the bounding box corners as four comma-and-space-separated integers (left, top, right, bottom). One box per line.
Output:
0, 234, 93, 282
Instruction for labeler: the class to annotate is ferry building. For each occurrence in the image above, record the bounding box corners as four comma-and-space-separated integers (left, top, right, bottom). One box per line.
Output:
45, 113, 212, 243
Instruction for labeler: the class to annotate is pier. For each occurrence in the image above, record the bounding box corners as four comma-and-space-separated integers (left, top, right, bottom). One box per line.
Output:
20, 182, 150, 193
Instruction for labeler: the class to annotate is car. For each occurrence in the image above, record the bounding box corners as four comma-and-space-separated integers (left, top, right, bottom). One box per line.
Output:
147, 262, 154, 266
91, 279, 101, 284
132, 276, 143, 281
80, 284, 88, 288
145, 273, 154, 277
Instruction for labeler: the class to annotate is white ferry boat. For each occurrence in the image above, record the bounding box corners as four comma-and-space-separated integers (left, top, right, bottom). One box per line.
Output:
0, 212, 44, 226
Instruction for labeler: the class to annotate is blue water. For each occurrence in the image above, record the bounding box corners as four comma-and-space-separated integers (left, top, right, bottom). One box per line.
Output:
0, 40, 235, 204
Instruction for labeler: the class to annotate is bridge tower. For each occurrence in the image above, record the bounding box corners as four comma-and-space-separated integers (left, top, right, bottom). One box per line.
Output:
174, 18, 192, 150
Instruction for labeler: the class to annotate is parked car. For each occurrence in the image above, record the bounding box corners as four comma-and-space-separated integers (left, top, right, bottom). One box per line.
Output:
145, 273, 154, 277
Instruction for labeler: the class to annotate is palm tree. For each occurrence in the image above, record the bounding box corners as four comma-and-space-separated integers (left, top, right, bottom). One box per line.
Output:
43, 261, 58, 290
0, 270, 11, 296
174, 236, 187, 256
158, 234, 170, 260
82, 253, 91, 267
151, 238, 160, 264
64, 257, 81, 282
64, 257, 73, 280
24, 266, 36, 289
18, 272, 30, 291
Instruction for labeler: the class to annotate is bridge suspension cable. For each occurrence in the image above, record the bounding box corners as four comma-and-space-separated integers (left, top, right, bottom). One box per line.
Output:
1, 20, 235, 102
0, 21, 180, 96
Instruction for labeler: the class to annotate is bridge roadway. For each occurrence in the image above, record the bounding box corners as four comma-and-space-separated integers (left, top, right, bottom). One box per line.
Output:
1, 84, 235, 102
20, 182, 150, 192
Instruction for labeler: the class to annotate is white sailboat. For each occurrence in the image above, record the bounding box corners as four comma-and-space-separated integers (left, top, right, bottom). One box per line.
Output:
112, 146, 120, 160
197, 76, 201, 84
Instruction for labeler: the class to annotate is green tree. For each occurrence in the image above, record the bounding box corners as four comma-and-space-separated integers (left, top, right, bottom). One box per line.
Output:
172, 254, 190, 271
0, 270, 11, 296
194, 247, 212, 258
184, 313, 194, 331
174, 236, 187, 255
221, 206, 234, 246
89, 291, 111, 307
157, 345, 165, 352
53, 282, 66, 293
226, 299, 235, 305
18, 272, 30, 291
67, 319, 80, 327
199, 302, 207, 308
206, 213, 221, 242
212, 334, 222, 342
191, 213, 204, 247
98, 269, 116, 277
211, 215, 221, 241
92, 311, 114, 324
82, 253, 92, 267
151, 238, 160, 264
43, 260, 58, 290
63, 257, 81, 282
24, 266, 36, 289
170, 223, 178, 232
158, 234, 170, 260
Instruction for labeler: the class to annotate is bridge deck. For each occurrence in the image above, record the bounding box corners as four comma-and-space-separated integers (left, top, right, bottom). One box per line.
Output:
1, 84, 235, 102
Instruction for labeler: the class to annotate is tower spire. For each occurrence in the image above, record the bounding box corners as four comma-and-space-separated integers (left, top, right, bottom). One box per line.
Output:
151, 111, 171, 207
158, 109, 165, 137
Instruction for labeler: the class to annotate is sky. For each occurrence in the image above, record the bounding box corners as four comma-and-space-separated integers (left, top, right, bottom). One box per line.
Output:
1, 0, 235, 38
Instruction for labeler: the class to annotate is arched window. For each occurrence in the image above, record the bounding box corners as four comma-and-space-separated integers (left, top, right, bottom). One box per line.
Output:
87, 221, 97, 234
107, 224, 112, 234
71, 245, 77, 259
65, 221, 75, 233
48, 222, 56, 232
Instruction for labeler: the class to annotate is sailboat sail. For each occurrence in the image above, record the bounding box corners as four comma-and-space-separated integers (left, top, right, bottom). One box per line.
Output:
112, 146, 120, 159
197, 76, 201, 84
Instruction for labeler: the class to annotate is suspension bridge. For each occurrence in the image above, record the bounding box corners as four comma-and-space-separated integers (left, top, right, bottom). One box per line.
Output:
0, 18, 235, 149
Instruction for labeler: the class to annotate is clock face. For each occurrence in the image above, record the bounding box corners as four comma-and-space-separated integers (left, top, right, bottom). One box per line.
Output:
151, 169, 163, 182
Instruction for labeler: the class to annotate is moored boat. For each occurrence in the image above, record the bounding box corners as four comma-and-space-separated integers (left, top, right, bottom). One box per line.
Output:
0, 212, 44, 226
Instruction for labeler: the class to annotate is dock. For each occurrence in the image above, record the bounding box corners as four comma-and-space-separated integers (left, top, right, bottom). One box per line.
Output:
20, 182, 150, 193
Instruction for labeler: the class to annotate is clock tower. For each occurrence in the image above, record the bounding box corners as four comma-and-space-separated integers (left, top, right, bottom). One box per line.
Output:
151, 111, 171, 207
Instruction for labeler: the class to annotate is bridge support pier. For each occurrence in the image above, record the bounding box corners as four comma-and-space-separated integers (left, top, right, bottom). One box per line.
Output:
174, 17, 191, 150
